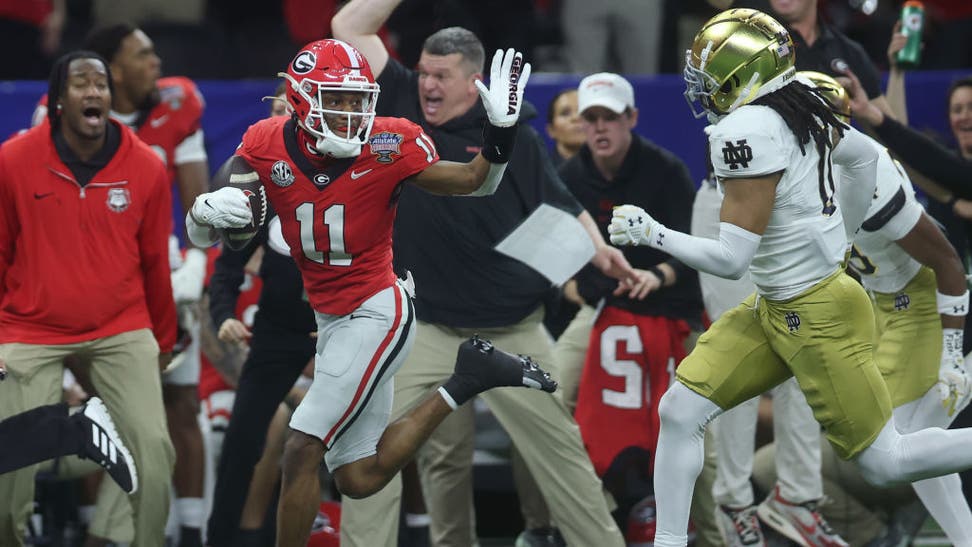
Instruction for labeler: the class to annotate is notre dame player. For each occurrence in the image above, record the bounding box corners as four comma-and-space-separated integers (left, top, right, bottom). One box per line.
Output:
609, 9, 972, 547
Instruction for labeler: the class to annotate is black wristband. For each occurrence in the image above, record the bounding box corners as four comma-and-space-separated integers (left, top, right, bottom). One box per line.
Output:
648, 265, 667, 285
481, 122, 517, 163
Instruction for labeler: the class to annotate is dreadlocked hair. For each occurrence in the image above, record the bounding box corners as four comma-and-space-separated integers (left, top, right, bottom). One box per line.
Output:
752, 81, 849, 156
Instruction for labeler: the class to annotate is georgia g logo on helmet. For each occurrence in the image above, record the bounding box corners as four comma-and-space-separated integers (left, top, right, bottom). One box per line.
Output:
292, 51, 317, 75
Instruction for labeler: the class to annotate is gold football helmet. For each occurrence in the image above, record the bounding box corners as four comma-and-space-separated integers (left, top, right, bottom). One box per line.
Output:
684, 8, 796, 119
797, 70, 851, 123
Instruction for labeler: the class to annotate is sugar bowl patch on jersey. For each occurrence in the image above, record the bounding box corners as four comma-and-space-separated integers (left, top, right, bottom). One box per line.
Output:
368, 132, 403, 163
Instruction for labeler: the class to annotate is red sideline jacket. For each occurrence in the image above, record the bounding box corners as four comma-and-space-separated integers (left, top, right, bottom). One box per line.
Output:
0, 120, 177, 353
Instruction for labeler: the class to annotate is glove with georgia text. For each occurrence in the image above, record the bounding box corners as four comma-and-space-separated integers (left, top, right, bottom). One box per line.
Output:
609, 205, 664, 248
475, 48, 532, 128
189, 187, 253, 229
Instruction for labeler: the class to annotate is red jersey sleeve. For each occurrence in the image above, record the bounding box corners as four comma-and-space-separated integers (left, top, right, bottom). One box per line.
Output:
397, 121, 439, 181
139, 165, 178, 353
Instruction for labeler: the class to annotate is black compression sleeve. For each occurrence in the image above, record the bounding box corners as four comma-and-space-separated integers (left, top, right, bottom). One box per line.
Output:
481, 123, 518, 163
873, 117, 972, 199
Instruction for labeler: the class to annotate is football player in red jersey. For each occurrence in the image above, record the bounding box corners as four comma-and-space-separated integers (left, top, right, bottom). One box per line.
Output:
29, 24, 213, 547
186, 39, 558, 547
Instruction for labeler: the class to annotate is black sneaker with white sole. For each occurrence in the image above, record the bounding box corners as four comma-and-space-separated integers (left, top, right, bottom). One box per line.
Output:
440, 336, 558, 408
72, 397, 138, 494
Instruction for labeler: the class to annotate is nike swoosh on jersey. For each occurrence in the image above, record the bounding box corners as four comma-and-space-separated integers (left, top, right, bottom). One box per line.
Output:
350, 169, 373, 180
149, 114, 169, 128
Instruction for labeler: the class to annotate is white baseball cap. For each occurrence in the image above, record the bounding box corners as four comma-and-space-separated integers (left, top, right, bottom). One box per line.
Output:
577, 73, 635, 115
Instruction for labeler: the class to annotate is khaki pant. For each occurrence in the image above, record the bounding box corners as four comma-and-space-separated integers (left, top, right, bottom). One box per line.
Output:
0, 329, 175, 547
341, 309, 624, 546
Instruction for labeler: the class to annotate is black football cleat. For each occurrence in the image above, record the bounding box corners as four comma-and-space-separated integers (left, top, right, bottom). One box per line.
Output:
455, 335, 558, 393
73, 397, 138, 494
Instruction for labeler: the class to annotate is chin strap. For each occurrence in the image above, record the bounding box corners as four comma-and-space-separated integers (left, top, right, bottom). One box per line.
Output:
315, 136, 361, 158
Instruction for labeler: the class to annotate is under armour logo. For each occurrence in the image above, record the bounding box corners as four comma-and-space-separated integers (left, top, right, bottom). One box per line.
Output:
628, 216, 643, 228
954, 304, 967, 315
784, 311, 801, 333
722, 139, 753, 170
894, 293, 911, 311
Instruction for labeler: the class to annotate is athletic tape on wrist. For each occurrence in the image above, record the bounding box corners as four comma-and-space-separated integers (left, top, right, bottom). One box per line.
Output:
481, 123, 517, 163
937, 290, 970, 316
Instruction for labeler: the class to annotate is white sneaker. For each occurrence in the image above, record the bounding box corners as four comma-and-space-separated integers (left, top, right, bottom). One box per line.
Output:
74, 397, 138, 494
757, 485, 847, 547
715, 504, 766, 547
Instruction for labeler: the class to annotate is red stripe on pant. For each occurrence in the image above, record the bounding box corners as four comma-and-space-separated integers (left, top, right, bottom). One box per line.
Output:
322, 287, 403, 447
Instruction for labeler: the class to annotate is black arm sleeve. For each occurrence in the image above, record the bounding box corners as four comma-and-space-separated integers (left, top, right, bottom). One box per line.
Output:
873, 117, 972, 199
208, 229, 264, 329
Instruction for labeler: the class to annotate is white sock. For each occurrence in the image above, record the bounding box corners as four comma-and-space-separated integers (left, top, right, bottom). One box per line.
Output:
654, 383, 722, 547
175, 497, 205, 529
894, 391, 972, 545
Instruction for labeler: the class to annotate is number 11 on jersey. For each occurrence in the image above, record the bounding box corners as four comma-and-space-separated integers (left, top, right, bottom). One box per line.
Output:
295, 202, 352, 266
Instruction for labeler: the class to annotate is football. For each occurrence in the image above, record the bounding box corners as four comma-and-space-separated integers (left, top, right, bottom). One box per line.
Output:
213, 155, 268, 250
219, 186, 267, 250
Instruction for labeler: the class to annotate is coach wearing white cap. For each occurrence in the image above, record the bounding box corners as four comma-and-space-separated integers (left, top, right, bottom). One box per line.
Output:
553, 71, 706, 538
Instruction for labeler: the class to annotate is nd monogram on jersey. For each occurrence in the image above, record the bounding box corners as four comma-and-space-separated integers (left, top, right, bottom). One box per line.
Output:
846, 139, 924, 294
237, 116, 438, 316
708, 104, 846, 300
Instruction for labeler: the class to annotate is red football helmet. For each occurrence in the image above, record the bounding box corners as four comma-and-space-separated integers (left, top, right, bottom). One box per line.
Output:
279, 39, 380, 158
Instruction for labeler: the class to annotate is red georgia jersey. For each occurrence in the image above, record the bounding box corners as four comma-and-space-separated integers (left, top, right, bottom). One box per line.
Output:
133, 76, 206, 181
574, 308, 691, 476
237, 116, 438, 316
34, 76, 205, 183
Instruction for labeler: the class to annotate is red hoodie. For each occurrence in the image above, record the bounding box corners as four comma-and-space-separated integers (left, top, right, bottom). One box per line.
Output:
0, 120, 177, 352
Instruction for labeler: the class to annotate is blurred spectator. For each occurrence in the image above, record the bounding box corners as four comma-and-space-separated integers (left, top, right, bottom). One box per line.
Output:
332, 1, 636, 545
382, 0, 537, 71
921, 0, 972, 69
560, 72, 703, 528
545, 88, 585, 167
768, 0, 899, 118
0, 0, 65, 79
542, 88, 586, 341
0, 51, 176, 546
561, 0, 665, 74
91, 0, 204, 27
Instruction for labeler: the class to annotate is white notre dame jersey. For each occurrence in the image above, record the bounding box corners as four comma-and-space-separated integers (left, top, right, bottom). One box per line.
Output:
845, 138, 923, 294
708, 104, 846, 300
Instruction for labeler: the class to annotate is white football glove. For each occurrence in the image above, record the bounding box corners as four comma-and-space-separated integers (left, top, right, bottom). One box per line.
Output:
474, 48, 532, 128
609, 205, 663, 247
938, 329, 972, 417
171, 248, 207, 304
190, 187, 253, 229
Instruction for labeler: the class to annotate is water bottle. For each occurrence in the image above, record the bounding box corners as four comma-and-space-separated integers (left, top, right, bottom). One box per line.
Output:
896, 0, 925, 68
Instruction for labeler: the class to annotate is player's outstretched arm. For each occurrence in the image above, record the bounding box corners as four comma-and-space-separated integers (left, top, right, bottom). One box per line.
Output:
608, 174, 778, 280
331, 0, 396, 76
186, 155, 264, 249
411, 48, 531, 197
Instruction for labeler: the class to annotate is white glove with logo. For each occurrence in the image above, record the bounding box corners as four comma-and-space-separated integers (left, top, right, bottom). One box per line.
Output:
938, 328, 972, 417
474, 48, 532, 128
171, 248, 207, 304
609, 205, 663, 247
190, 187, 253, 229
